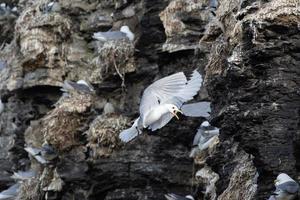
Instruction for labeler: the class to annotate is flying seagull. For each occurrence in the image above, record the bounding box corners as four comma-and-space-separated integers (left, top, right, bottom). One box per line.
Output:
189, 121, 219, 158
268, 173, 299, 200
93, 25, 135, 42
119, 70, 202, 142
164, 193, 194, 200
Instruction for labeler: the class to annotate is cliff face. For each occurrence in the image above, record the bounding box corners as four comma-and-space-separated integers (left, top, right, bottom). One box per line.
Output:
0, 0, 299, 200
204, 0, 300, 198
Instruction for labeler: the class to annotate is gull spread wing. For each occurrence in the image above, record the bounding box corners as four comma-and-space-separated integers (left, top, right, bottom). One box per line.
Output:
181, 101, 211, 117
172, 70, 203, 107
139, 72, 187, 120
144, 70, 202, 130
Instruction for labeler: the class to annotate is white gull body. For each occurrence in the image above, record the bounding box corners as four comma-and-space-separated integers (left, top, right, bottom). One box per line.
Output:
119, 70, 203, 142
164, 193, 194, 200
0, 99, 4, 114
61, 80, 94, 94
93, 25, 134, 42
268, 173, 299, 200
189, 121, 219, 158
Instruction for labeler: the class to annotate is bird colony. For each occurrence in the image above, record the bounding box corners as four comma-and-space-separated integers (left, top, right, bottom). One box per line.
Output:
0, 0, 299, 200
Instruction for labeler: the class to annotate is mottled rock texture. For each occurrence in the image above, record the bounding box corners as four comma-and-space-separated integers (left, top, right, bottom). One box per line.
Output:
205, 0, 300, 199
0, 0, 299, 200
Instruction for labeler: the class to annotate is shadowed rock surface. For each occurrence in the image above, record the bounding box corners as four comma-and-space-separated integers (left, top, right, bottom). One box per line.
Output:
0, 0, 299, 200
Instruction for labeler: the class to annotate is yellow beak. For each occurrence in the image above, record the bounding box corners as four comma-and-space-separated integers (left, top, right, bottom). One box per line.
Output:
173, 112, 179, 120
177, 109, 183, 114
173, 109, 183, 120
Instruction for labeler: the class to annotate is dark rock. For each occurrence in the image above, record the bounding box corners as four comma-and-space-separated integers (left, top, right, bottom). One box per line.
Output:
0, 0, 298, 199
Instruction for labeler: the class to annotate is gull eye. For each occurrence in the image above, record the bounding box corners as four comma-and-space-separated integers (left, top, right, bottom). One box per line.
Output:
172, 107, 175, 109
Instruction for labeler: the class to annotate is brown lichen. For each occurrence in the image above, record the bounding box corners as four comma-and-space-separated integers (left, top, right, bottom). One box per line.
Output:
55, 93, 94, 113
16, 178, 41, 200
85, 114, 130, 158
39, 91, 94, 151
93, 40, 135, 86
42, 109, 86, 151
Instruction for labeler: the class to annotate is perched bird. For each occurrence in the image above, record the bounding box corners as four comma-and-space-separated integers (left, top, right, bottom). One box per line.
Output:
268, 173, 299, 200
0, 3, 17, 16
48, 2, 60, 12
209, 0, 218, 16
164, 193, 194, 200
11, 7, 17, 12
0, 3, 10, 16
93, 26, 135, 42
61, 80, 94, 94
24, 147, 48, 164
209, 0, 218, 10
103, 102, 115, 115
119, 70, 202, 142
189, 121, 219, 158
0, 99, 4, 114
40, 143, 58, 161
0, 184, 19, 200
181, 101, 211, 118
11, 170, 36, 180
42, 1, 61, 13
0, 60, 7, 70
24, 143, 57, 164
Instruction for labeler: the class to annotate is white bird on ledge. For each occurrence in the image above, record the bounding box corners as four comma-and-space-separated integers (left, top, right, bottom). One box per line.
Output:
93, 26, 135, 42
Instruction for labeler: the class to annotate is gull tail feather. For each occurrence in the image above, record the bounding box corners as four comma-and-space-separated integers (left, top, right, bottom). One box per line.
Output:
92, 33, 106, 41
119, 127, 139, 143
189, 147, 199, 158
61, 80, 73, 92
119, 118, 142, 142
